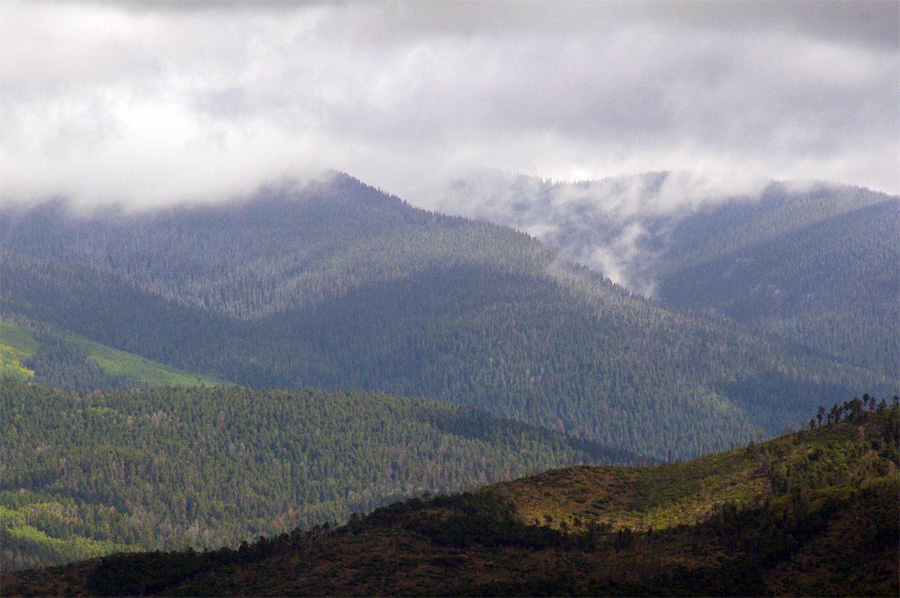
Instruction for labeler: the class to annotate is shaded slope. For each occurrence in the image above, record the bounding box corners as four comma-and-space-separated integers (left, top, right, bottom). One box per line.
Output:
657, 196, 900, 377
5, 401, 896, 597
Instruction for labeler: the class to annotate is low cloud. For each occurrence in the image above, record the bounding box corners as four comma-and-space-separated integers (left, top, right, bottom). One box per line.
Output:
436, 168, 798, 294
1, 1, 897, 209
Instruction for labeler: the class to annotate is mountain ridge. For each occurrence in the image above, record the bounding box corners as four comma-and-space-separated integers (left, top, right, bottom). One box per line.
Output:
436, 171, 900, 376
1, 173, 894, 459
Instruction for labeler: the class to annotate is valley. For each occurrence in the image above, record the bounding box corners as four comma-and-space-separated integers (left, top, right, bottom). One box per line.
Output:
4, 401, 896, 596
439, 172, 900, 377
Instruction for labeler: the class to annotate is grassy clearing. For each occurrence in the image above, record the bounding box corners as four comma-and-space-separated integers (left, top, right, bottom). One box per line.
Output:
66, 334, 229, 387
494, 466, 645, 531
0, 320, 39, 355
494, 407, 899, 534
1, 321, 38, 381
1, 317, 229, 388
1, 496, 141, 571
633, 449, 767, 529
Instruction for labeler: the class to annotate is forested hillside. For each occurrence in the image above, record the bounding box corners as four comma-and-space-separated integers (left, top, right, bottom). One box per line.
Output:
0, 173, 893, 460
656, 192, 900, 377
0, 381, 628, 571
5, 400, 896, 596
438, 173, 900, 377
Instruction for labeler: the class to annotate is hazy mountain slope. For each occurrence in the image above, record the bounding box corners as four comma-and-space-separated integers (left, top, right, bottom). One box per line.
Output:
0, 381, 628, 571
656, 181, 895, 272
657, 197, 900, 377
438, 172, 900, 376
0, 174, 893, 459
6, 401, 896, 597
1, 176, 542, 320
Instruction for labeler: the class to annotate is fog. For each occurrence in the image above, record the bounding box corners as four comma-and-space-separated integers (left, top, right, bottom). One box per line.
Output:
431, 169, 878, 295
1, 1, 897, 211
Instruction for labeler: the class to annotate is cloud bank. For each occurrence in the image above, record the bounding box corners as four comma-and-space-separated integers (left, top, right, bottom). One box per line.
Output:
1, 0, 897, 209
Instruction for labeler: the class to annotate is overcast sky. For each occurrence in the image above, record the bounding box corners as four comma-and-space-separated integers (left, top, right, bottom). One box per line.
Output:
1, 0, 897, 208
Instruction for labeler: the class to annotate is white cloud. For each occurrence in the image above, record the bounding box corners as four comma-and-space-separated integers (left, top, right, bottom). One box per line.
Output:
1, 0, 897, 208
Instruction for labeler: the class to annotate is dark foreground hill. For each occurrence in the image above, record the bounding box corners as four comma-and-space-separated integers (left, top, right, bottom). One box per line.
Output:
1, 174, 893, 459
4, 400, 897, 597
0, 382, 630, 571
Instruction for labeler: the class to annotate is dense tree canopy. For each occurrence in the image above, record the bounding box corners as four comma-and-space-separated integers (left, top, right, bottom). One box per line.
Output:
1, 381, 628, 570
1, 175, 892, 461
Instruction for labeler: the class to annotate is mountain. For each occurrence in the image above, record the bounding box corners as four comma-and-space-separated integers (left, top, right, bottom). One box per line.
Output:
1, 381, 630, 571
4, 400, 896, 597
438, 171, 900, 377
1, 173, 894, 459
655, 187, 899, 378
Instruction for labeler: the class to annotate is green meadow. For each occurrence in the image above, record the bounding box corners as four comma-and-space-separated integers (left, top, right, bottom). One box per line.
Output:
1, 318, 228, 388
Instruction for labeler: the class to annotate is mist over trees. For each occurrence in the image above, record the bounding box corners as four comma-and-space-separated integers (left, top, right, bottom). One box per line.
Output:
437, 172, 900, 376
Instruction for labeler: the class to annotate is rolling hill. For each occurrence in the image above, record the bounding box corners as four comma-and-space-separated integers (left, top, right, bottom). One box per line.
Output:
4, 399, 896, 596
1, 173, 894, 459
